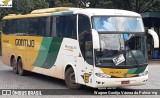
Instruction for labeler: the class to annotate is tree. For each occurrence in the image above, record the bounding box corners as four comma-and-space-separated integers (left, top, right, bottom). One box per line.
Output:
0, 0, 49, 21
46, 0, 77, 7
111, 0, 160, 13
1, 0, 160, 21
89, 0, 160, 13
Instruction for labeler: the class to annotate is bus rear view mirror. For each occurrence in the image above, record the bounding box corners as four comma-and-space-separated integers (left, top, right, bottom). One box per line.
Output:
92, 29, 100, 50
148, 29, 159, 48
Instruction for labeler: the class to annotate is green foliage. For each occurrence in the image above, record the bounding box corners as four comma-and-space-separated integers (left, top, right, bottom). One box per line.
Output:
54, 0, 76, 7
46, 0, 77, 7
0, 0, 49, 21
0, 0, 160, 21
89, 0, 160, 13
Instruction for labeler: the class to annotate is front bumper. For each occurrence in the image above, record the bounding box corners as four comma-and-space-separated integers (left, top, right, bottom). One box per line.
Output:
91, 74, 148, 88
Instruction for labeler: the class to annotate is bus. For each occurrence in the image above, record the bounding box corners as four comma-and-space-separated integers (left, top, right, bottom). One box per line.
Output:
1, 7, 159, 89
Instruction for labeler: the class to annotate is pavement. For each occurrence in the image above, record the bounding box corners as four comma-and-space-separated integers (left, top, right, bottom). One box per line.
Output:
0, 57, 159, 98
149, 60, 160, 66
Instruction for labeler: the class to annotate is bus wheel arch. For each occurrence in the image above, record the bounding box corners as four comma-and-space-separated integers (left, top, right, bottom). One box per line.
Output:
10, 55, 18, 74
64, 65, 81, 89
17, 57, 26, 76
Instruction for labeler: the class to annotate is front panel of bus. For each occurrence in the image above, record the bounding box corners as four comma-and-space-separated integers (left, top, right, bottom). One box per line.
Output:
91, 16, 148, 87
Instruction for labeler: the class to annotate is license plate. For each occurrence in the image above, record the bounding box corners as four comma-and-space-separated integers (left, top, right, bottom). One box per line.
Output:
121, 80, 130, 84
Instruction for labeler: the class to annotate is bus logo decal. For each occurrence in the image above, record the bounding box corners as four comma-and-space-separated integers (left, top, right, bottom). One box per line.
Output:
15, 39, 35, 47
123, 73, 127, 78
81, 73, 91, 83
3, 40, 9, 43
0, 0, 12, 7
65, 45, 77, 52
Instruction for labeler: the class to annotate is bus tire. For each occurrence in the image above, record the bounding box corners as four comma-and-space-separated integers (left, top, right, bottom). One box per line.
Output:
17, 58, 26, 76
11, 57, 18, 74
65, 67, 81, 89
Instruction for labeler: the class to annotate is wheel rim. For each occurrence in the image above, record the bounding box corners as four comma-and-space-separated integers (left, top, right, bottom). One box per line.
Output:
69, 72, 76, 84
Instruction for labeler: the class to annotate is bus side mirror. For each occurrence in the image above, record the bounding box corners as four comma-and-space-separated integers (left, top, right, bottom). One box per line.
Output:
92, 29, 100, 50
148, 29, 159, 48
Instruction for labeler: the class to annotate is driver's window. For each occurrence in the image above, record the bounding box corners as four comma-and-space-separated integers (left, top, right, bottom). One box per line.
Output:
78, 15, 93, 65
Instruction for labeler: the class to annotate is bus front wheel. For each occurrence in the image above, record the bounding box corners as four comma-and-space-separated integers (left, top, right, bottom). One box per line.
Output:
65, 67, 81, 89
17, 58, 26, 76
11, 57, 18, 74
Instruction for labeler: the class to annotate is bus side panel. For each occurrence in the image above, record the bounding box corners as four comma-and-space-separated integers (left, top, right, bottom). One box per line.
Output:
31, 37, 63, 77
1, 34, 26, 68
55, 38, 80, 79
25, 36, 43, 71
1, 33, 12, 65
2, 46, 12, 66
54, 38, 94, 85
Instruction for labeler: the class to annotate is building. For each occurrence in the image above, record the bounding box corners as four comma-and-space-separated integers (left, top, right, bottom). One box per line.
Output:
141, 12, 160, 59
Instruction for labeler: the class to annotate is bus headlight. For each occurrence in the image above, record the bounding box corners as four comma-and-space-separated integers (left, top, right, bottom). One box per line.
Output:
138, 71, 148, 76
95, 73, 111, 78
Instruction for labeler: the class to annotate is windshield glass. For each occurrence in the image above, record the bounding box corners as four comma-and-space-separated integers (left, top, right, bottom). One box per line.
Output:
95, 34, 147, 67
92, 16, 144, 32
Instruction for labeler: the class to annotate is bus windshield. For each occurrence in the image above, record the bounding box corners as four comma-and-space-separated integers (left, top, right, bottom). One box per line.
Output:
95, 34, 148, 67
92, 16, 144, 32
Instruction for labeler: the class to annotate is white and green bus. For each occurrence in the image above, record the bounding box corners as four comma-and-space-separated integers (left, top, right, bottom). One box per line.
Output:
1, 7, 159, 89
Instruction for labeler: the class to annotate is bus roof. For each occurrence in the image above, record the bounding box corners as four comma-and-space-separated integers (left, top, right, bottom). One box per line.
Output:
3, 7, 141, 20
3, 7, 80, 19
74, 8, 141, 17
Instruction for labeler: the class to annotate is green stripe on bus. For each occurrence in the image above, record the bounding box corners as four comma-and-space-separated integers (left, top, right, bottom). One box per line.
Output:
127, 66, 146, 74
133, 66, 146, 74
52, 12, 62, 16
126, 68, 137, 74
32, 38, 52, 67
61, 11, 73, 15
33, 37, 63, 69
52, 11, 73, 16
41, 37, 63, 68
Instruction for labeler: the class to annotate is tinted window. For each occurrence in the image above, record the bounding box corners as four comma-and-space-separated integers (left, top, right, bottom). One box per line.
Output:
78, 15, 90, 34
51, 17, 57, 37
3, 16, 51, 37
3, 19, 18, 34
56, 15, 77, 39
17, 19, 29, 34
28, 17, 51, 36
78, 15, 93, 65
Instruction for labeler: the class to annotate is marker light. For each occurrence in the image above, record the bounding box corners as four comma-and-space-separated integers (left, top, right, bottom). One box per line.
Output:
138, 71, 148, 76
95, 73, 111, 78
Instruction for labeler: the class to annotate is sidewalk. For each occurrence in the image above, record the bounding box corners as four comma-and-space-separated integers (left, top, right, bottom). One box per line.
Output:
149, 60, 160, 65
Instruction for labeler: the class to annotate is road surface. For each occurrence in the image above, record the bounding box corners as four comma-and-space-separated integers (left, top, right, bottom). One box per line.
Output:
0, 58, 159, 98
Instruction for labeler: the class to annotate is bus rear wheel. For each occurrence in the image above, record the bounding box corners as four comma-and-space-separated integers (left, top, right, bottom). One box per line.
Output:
11, 57, 18, 74
17, 58, 26, 76
65, 67, 81, 89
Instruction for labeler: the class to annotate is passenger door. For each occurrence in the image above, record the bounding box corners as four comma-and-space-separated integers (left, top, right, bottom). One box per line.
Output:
77, 15, 94, 85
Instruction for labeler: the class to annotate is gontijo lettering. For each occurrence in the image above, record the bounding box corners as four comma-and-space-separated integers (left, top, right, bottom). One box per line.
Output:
15, 39, 35, 47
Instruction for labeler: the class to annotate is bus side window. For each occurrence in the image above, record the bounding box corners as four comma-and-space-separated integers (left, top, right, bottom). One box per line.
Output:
28, 18, 37, 36
56, 16, 63, 37
17, 19, 28, 35
72, 16, 77, 39
39, 17, 51, 37
6, 19, 18, 34
51, 17, 57, 37
56, 15, 77, 39
44, 17, 51, 37
2, 20, 6, 34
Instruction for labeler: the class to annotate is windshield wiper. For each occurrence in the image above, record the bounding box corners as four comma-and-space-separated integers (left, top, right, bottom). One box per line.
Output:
126, 47, 139, 66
